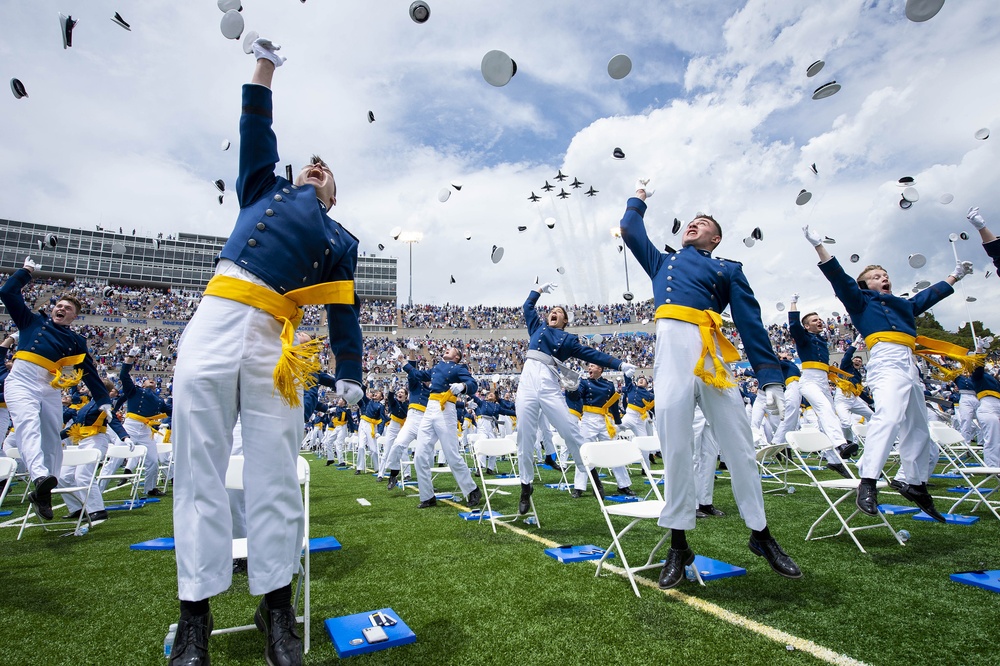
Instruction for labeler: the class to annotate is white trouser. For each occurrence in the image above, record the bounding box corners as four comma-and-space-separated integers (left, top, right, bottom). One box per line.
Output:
357, 420, 380, 473
328, 425, 347, 462
619, 408, 652, 439
857, 342, 933, 484
693, 407, 719, 506
580, 412, 631, 489
378, 420, 403, 476
0, 407, 10, 457
537, 414, 556, 457
799, 369, 847, 462
653, 319, 765, 532
60, 433, 109, 514
770, 380, 801, 445
958, 393, 981, 445
384, 408, 423, 474
413, 401, 477, 502
476, 418, 499, 469
750, 396, 779, 448
834, 389, 873, 441
515, 359, 592, 490
5, 360, 63, 482
124, 417, 160, 494
499, 416, 513, 438
172, 295, 304, 601
976, 396, 1000, 468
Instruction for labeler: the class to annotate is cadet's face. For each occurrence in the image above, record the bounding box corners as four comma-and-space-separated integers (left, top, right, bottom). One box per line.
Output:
143, 379, 156, 389
803, 314, 824, 333
52, 300, 78, 325
443, 347, 460, 362
587, 363, 602, 379
681, 217, 721, 251
637, 377, 648, 388
548, 307, 568, 329
295, 162, 337, 208
862, 269, 892, 294
853, 357, 863, 368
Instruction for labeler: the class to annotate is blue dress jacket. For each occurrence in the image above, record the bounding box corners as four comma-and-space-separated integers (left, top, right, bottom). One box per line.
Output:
789, 311, 829, 364
524, 291, 622, 369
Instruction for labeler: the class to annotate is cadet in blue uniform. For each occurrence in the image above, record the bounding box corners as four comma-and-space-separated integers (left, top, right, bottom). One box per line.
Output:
578, 364, 634, 497
326, 399, 351, 466
787, 298, 850, 477
471, 391, 516, 473
0, 264, 115, 522
972, 365, 1000, 467
621, 185, 800, 589
356, 388, 386, 475
412, 348, 482, 508
120, 348, 172, 497
515, 284, 636, 515
954, 373, 980, 446
619, 374, 655, 439
376, 387, 409, 479
805, 225, 972, 522
383, 353, 431, 489
168, 42, 364, 666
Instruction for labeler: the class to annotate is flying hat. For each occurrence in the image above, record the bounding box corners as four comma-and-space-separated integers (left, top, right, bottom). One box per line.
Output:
242, 31, 259, 54
46, 234, 58, 248
10, 78, 27, 99
218, 0, 242, 11
285, 164, 293, 181
743, 237, 755, 248
556, 266, 565, 274
409, 1, 430, 23
939, 193, 954, 204
612, 147, 625, 160
221, 139, 231, 151
905, 0, 945, 22
377, 244, 385, 251
449, 275, 456, 284
975, 127, 990, 140
966, 296, 977, 302
899, 197, 912, 209
451, 180, 463, 191
806, 60, 825, 77
607, 54, 632, 80
810, 163, 818, 175
491, 245, 504, 264
390, 226, 402, 240
438, 187, 451, 202
908, 253, 926, 268
812, 81, 841, 100
218, 195, 224, 205
482, 50, 517, 87
796, 189, 812, 205
103, 286, 115, 298
465, 233, 472, 240
752, 227, 763, 241
545, 217, 556, 229
220, 10, 244, 40
111, 12, 131, 31
850, 253, 860, 263
59, 13, 77, 49
915, 280, 931, 289
671, 218, 682, 234
823, 236, 836, 244
517, 225, 527, 233
623, 292, 634, 302
898, 176, 915, 186
368, 110, 375, 123
152, 239, 160, 250
902, 187, 919, 203
214, 179, 225, 193
776, 302, 785, 311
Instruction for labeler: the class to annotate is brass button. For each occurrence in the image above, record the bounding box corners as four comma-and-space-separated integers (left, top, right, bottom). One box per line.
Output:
256, 223, 265, 231
248, 239, 257, 247
265, 209, 275, 217
717, 271, 723, 276
274, 194, 283, 202
283, 188, 290, 194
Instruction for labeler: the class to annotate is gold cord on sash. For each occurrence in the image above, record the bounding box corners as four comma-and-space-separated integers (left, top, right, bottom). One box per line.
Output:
583, 392, 620, 439
14, 351, 86, 388
68, 409, 108, 443
864, 332, 983, 381
655, 305, 741, 389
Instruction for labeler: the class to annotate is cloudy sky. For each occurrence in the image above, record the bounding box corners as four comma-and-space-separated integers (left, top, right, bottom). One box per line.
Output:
1, 0, 998, 330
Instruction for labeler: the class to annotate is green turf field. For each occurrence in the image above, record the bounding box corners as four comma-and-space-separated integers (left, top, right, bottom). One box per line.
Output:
1, 455, 999, 666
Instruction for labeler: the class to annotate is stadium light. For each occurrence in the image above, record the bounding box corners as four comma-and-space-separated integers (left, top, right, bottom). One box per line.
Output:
395, 231, 424, 307
609, 228, 632, 301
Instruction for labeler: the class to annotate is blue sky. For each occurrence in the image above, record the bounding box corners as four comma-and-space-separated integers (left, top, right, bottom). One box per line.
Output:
0, 0, 998, 332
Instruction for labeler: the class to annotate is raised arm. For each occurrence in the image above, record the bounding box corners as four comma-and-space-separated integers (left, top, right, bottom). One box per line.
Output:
522, 289, 545, 335
619, 195, 665, 279
0, 267, 40, 331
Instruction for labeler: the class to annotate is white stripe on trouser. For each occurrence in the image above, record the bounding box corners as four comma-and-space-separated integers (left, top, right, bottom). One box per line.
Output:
5, 360, 63, 481
653, 319, 766, 532
770, 380, 801, 445
413, 401, 477, 501
60, 433, 109, 514
958, 394, 981, 445
514, 359, 592, 490
976, 396, 1000, 467
798, 369, 847, 463
377, 420, 403, 476
124, 417, 160, 494
172, 295, 303, 601
856, 341, 933, 483
693, 407, 719, 506
384, 409, 423, 474
834, 390, 873, 440
580, 413, 630, 489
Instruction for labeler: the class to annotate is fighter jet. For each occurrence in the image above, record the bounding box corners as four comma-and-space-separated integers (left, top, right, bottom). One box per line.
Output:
585, 186, 598, 197
554, 170, 568, 182
571, 177, 584, 189
528, 192, 541, 202
557, 188, 570, 199
541, 180, 555, 192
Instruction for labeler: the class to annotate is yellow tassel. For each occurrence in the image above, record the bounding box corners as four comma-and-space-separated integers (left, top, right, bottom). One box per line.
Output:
67, 423, 84, 444
271, 321, 323, 408
51, 368, 83, 389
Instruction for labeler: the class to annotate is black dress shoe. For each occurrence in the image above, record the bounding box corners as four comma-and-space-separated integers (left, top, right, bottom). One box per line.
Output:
325, 460, 334, 466
826, 463, 851, 479
748, 536, 802, 579
696, 504, 726, 518
254, 599, 302, 666
416, 497, 438, 509
62, 508, 84, 520
856, 478, 879, 516
169, 612, 213, 665
147, 487, 164, 497
387, 476, 399, 491
658, 547, 694, 589
485, 468, 496, 476
589, 469, 605, 498
616, 486, 636, 497
232, 558, 248, 575
354, 470, 362, 475
840, 442, 860, 459
890, 479, 946, 523
30, 475, 58, 521
570, 489, 584, 499
518, 483, 533, 514
88, 510, 109, 522
467, 487, 483, 507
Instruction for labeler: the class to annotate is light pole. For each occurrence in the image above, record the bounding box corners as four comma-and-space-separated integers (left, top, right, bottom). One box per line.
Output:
611, 227, 633, 301
395, 231, 424, 307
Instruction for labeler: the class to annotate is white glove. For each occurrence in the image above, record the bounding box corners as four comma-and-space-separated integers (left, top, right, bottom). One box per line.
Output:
123, 437, 135, 452
967, 207, 986, 230
449, 382, 466, 396
620, 362, 637, 378
950, 260, 974, 281
802, 225, 823, 247
790, 293, 799, 305
128, 346, 141, 357
335, 379, 363, 406
853, 333, 864, 347
635, 178, 654, 198
100, 404, 114, 421
538, 282, 557, 294
405, 340, 420, 351
23, 256, 39, 272
252, 38, 286, 67
10, 331, 19, 343
764, 385, 785, 421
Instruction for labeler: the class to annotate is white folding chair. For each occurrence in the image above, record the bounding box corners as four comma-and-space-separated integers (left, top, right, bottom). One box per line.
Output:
929, 424, 1000, 521
17, 447, 103, 540
6, 447, 34, 502
473, 439, 537, 532
756, 443, 791, 493
579, 440, 667, 597
156, 442, 174, 492
0, 457, 17, 508
632, 436, 665, 500
217, 455, 313, 653
98, 444, 147, 508
786, 431, 904, 553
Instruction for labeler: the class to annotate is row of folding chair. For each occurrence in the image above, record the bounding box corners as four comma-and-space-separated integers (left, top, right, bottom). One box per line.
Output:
928, 422, 1000, 521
